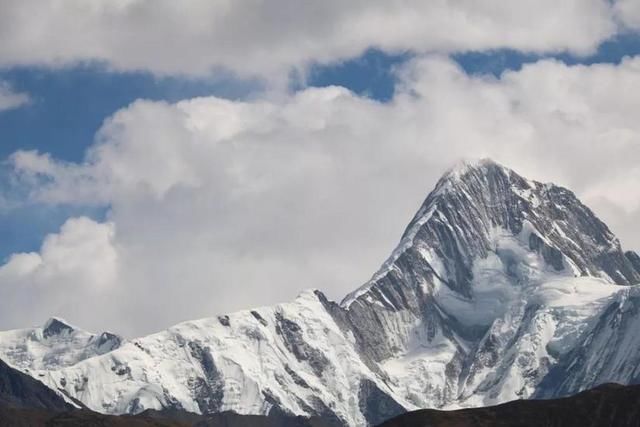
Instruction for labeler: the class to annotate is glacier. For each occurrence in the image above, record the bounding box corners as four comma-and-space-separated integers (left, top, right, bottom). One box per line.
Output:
0, 158, 639, 426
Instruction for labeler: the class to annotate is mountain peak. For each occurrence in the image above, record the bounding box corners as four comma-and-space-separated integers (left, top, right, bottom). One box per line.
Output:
345, 158, 640, 308
434, 157, 524, 197
42, 317, 75, 338
399, 158, 529, 244
443, 157, 507, 180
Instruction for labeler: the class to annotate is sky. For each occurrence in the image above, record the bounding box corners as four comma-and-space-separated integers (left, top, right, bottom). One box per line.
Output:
0, 0, 639, 336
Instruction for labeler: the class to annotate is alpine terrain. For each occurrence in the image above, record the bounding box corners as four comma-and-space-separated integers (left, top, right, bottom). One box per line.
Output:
1, 159, 639, 426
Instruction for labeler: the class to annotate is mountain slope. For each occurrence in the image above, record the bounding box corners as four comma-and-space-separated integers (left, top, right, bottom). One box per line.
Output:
341, 159, 640, 408
0, 405, 332, 427
7, 291, 405, 425
1, 159, 639, 426
0, 357, 71, 411
536, 285, 640, 398
0, 317, 122, 372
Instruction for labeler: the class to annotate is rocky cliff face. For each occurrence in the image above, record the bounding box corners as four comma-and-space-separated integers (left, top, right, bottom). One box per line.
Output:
0, 159, 639, 426
341, 159, 640, 410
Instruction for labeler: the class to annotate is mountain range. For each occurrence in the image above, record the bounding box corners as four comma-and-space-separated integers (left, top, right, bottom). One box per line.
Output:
1, 159, 639, 426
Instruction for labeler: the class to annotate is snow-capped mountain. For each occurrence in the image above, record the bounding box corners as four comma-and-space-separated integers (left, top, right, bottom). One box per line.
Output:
341, 159, 640, 410
0, 317, 122, 374
1, 159, 638, 426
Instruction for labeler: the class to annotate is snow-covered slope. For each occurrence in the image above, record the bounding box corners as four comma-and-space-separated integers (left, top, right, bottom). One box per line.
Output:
0, 357, 73, 411
6, 291, 408, 426
0, 317, 122, 374
536, 285, 640, 398
1, 159, 639, 426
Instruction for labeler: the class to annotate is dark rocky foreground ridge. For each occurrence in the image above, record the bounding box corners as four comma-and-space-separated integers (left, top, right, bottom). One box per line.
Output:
0, 406, 332, 427
379, 383, 640, 427
0, 358, 71, 412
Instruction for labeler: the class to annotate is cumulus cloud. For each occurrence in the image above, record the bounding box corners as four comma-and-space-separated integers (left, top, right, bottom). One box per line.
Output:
614, 0, 640, 29
0, 0, 624, 79
0, 217, 118, 330
4, 56, 640, 336
0, 81, 29, 112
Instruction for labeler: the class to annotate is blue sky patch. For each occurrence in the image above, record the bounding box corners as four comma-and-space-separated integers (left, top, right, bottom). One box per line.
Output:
0, 65, 261, 163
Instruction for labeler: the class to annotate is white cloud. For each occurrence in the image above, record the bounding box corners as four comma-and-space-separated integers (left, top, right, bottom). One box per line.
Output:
0, 217, 118, 331
0, 0, 623, 79
614, 0, 640, 29
4, 56, 640, 336
0, 81, 29, 112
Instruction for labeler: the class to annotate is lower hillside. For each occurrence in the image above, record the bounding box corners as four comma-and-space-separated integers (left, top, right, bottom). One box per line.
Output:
0, 359, 71, 412
378, 383, 640, 427
0, 406, 334, 427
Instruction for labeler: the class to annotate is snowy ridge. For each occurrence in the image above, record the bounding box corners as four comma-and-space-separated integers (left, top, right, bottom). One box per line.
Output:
1, 159, 640, 426
0, 317, 122, 407
6, 290, 409, 425
0, 317, 122, 373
